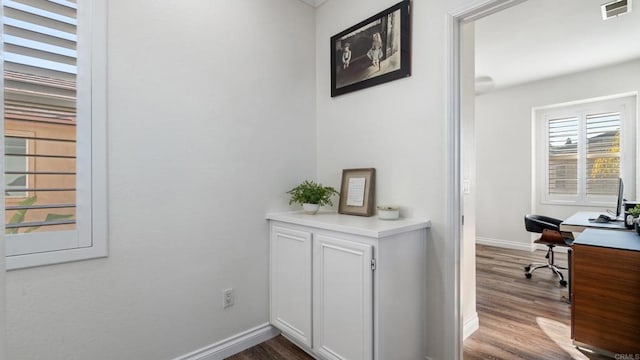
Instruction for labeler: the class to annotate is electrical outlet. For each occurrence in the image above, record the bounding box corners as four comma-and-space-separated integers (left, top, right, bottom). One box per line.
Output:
223, 288, 234, 309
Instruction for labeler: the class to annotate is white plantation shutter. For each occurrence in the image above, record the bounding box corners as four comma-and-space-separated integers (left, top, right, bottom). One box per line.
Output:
3, 0, 77, 76
548, 117, 578, 196
4, 0, 78, 237
586, 112, 621, 196
3, 0, 107, 269
539, 95, 636, 206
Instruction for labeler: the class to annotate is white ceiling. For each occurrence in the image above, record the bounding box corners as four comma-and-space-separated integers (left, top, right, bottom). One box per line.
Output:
475, 0, 640, 91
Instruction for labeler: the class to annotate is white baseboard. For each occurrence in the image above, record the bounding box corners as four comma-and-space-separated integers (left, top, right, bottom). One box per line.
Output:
476, 237, 535, 252
463, 312, 479, 340
477, 237, 571, 254
173, 323, 280, 360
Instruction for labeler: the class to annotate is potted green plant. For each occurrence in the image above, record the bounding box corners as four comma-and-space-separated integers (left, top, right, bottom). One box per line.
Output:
287, 180, 339, 214
628, 204, 640, 235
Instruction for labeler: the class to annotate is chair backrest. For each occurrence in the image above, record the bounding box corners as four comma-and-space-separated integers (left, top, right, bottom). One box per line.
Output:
524, 214, 562, 234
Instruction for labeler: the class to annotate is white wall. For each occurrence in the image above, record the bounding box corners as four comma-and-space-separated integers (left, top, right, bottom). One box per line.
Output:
315, 1, 474, 359
476, 59, 640, 247
5, 1, 316, 359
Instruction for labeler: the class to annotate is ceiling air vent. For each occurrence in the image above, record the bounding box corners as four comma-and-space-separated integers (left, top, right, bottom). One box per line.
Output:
601, 0, 632, 19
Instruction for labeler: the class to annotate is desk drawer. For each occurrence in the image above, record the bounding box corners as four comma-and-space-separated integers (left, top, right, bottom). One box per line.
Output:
572, 244, 640, 354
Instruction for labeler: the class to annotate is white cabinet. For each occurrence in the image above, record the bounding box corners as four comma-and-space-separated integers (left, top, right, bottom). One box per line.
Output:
268, 212, 430, 360
314, 234, 373, 360
270, 226, 312, 347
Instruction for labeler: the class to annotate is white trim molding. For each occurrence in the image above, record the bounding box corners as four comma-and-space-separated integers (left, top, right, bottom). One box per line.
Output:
476, 237, 536, 252
445, 10, 463, 360
463, 313, 480, 340
172, 323, 280, 360
476, 236, 570, 253
447, 2, 528, 358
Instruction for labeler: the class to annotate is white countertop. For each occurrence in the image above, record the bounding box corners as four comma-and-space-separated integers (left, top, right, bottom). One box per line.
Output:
266, 211, 431, 238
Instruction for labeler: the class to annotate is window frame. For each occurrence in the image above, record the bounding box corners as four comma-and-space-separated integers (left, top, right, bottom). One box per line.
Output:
3, 0, 107, 270
4, 130, 31, 198
535, 93, 637, 208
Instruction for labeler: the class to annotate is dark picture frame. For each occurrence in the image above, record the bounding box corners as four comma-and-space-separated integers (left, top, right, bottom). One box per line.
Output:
330, 1, 411, 97
338, 168, 376, 217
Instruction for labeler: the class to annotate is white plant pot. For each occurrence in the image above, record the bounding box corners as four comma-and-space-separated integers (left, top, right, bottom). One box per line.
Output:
377, 205, 400, 220
302, 203, 320, 214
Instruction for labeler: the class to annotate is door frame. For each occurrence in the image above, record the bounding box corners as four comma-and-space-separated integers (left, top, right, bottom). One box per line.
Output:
445, 0, 527, 358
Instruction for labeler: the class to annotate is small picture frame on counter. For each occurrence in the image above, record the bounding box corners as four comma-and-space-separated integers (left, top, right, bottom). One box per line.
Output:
338, 168, 375, 216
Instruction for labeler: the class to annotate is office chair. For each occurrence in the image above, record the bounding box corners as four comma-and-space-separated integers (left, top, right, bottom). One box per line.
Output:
523, 214, 574, 287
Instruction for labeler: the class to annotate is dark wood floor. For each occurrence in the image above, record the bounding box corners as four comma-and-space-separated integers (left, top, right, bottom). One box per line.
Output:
463, 245, 608, 360
229, 245, 609, 360
226, 335, 313, 360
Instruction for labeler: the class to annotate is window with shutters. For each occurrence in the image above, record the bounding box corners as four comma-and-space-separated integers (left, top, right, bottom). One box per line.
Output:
536, 95, 637, 206
2, 0, 107, 269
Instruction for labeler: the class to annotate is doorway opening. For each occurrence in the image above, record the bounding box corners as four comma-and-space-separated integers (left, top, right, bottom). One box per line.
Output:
449, 0, 639, 358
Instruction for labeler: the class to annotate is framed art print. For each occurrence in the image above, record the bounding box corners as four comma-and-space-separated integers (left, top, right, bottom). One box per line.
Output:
331, 1, 411, 97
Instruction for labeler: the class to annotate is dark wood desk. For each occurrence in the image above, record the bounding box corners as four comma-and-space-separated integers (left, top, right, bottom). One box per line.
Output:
571, 229, 640, 355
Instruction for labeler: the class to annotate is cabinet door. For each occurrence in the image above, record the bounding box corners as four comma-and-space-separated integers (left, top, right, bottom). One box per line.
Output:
270, 226, 313, 347
313, 234, 373, 360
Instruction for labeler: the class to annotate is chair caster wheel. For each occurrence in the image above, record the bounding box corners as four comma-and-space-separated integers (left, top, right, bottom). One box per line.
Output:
524, 266, 531, 272
525, 273, 532, 279
560, 280, 567, 287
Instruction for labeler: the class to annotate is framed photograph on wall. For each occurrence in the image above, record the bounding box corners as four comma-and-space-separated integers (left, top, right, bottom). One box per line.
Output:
330, 0, 411, 97
338, 168, 376, 216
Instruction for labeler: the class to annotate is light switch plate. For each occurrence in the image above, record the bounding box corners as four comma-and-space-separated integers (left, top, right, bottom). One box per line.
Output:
463, 179, 471, 194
